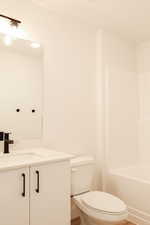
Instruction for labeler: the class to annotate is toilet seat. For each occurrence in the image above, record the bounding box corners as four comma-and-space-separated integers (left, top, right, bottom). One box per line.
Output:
73, 192, 128, 223
81, 191, 127, 215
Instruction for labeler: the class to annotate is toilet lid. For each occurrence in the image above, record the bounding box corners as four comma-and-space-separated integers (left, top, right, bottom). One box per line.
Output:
81, 191, 127, 214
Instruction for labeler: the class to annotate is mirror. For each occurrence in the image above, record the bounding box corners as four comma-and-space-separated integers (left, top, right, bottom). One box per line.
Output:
0, 33, 43, 140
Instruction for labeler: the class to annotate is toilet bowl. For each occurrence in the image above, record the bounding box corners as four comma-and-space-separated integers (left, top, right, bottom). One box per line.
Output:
71, 156, 128, 225
73, 191, 128, 225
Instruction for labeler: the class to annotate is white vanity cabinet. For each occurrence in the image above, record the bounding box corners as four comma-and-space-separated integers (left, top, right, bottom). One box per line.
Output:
0, 160, 70, 225
30, 161, 70, 225
0, 167, 29, 225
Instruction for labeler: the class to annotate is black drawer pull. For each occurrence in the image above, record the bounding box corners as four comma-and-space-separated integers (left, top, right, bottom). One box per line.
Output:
22, 173, 25, 197
35, 170, 40, 193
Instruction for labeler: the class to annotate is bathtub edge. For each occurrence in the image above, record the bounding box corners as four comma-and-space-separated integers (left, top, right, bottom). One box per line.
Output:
128, 206, 150, 225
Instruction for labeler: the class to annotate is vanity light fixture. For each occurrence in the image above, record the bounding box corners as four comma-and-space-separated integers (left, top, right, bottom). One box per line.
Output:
0, 14, 28, 44
0, 14, 21, 27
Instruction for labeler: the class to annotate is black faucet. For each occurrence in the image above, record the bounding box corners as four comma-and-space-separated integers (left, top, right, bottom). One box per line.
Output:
0, 132, 14, 154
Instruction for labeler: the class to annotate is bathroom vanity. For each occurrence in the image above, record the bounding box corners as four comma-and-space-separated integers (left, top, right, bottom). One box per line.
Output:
0, 149, 72, 225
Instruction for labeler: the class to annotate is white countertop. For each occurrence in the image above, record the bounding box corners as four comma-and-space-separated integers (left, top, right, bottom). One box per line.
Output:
0, 148, 73, 171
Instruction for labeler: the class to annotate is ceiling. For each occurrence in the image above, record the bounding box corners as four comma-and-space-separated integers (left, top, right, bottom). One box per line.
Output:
33, 0, 150, 42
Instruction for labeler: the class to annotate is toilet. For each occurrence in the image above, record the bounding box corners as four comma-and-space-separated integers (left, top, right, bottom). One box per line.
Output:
71, 156, 128, 225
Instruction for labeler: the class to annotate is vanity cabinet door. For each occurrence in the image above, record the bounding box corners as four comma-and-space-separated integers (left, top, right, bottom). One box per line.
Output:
0, 167, 29, 225
30, 161, 70, 225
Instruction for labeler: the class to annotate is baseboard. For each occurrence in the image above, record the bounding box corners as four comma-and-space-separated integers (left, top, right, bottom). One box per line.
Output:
128, 206, 150, 225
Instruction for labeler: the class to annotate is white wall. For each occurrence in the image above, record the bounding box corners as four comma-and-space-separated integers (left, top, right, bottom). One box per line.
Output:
0, 0, 97, 155
96, 31, 139, 173
137, 42, 150, 163
43, 22, 96, 155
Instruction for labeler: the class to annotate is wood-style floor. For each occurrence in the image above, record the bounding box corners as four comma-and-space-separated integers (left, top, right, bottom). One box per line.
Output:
71, 217, 136, 225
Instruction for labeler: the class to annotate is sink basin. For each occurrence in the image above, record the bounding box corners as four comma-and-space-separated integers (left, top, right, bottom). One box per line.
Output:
0, 152, 43, 165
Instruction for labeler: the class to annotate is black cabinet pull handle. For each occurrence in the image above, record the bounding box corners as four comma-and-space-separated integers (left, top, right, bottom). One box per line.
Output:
22, 173, 25, 197
35, 170, 40, 193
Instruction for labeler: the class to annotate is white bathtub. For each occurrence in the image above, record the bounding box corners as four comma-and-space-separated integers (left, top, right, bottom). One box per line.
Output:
109, 166, 150, 225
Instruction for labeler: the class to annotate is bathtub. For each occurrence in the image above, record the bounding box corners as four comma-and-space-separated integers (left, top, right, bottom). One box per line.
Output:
108, 166, 150, 225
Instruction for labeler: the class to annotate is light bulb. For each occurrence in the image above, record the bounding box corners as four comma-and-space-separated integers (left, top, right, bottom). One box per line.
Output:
4, 35, 12, 46
0, 18, 10, 34
30, 42, 40, 48
0, 17, 28, 40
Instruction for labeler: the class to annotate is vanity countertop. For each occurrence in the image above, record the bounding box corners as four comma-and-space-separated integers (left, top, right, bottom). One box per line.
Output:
0, 148, 73, 171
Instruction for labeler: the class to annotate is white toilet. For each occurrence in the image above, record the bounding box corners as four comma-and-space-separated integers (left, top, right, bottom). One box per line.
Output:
71, 156, 128, 225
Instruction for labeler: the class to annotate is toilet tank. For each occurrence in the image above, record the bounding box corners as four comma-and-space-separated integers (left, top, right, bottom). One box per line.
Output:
71, 156, 95, 196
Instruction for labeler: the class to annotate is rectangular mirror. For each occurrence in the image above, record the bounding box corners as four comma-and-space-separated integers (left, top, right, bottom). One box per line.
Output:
0, 33, 43, 140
